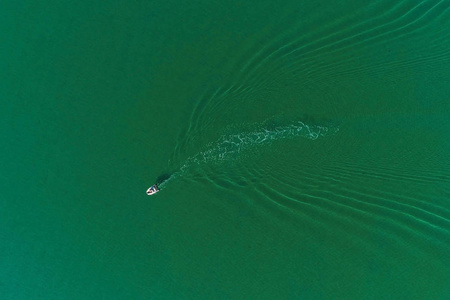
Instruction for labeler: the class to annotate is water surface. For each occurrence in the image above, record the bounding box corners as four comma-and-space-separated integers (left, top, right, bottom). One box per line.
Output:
1, 0, 449, 298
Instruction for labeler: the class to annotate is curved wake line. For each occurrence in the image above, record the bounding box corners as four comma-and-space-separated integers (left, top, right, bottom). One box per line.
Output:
193, 121, 337, 162
159, 121, 339, 188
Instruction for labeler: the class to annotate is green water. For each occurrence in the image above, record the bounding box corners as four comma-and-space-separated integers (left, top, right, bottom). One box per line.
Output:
1, 0, 449, 299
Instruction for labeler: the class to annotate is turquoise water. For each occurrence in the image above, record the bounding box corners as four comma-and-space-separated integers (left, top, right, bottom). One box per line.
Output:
1, 0, 449, 298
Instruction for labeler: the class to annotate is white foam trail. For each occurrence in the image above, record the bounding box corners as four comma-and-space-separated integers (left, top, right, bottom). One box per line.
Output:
183, 121, 337, 169
157, 121, 339, 189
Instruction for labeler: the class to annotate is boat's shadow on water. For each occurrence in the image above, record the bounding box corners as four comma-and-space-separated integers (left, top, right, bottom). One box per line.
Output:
155, 173, 172, 185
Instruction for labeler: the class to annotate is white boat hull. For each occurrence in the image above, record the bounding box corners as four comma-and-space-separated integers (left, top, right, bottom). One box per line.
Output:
146, 184, 160, 195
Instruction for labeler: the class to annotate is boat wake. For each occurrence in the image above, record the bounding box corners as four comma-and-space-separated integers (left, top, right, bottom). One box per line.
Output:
158, 120, 338, 188
185, 120, 337, 166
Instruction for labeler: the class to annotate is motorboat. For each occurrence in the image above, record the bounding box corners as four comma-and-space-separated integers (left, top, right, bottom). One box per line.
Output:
146, 184, 160, 195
